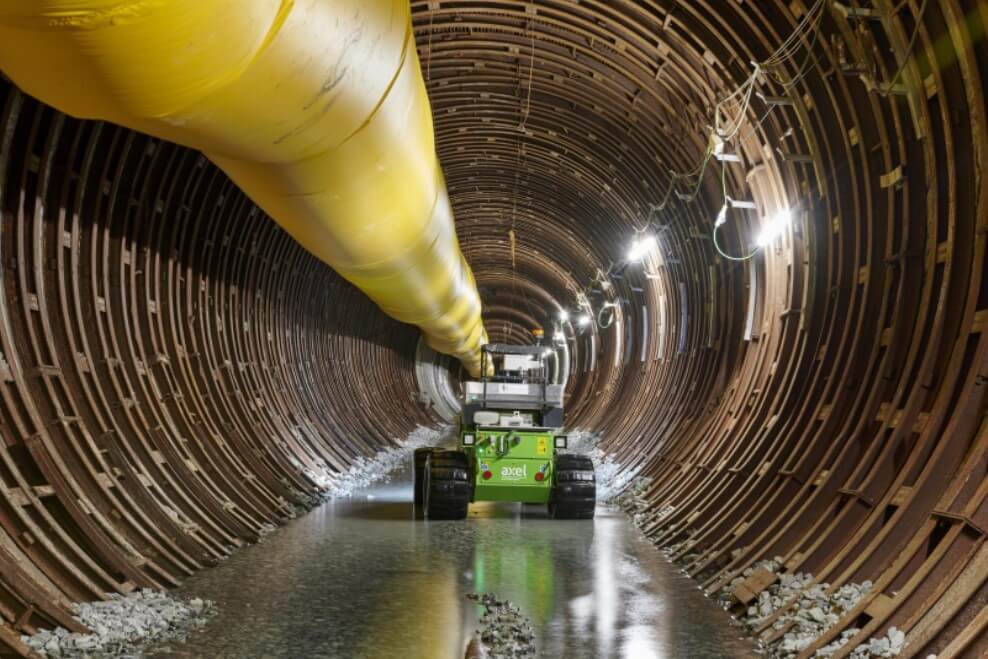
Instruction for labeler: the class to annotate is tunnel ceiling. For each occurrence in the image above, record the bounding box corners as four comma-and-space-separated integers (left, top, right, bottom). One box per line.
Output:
0, 0, 986, 657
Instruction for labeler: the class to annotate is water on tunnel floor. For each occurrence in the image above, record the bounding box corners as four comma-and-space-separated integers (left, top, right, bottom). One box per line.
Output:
147, 460, 755, 659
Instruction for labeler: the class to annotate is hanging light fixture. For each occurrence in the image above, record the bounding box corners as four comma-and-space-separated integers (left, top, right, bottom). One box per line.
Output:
627, 234, 658, 261
715, 204, 729, 227
756, 209, 792, 247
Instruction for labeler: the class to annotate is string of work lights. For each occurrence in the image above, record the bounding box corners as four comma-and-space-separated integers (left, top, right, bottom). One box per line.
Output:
553, 0, 926, 333
551, 0, 827, 335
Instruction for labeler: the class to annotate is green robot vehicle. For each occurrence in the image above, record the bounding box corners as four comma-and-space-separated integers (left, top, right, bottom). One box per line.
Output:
414, 341, 596, 520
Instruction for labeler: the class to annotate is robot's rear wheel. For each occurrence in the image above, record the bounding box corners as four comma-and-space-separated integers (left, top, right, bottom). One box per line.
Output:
424, 450, 472, 520
549, 454, 596, 519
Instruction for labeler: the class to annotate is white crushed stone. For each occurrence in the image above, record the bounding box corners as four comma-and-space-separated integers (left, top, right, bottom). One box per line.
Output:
762, 579, 871, 657
815, 625, 907, 657
712, 553, 908, 658
817, 628, 863, 657
612, 478, 670, 529
716, 559, 885, 658
22, 588, 213, 657
846, 626, 906, 658
321, 425, 449, 499
467, 592, 536, 658
566, 429, 641, 502
716, 558, 784, 609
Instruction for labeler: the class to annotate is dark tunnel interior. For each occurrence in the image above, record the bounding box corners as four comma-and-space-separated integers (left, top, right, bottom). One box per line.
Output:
0, 1, 986, 657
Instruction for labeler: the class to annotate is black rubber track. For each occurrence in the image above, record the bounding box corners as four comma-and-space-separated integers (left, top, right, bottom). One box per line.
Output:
424, 451, 472, 520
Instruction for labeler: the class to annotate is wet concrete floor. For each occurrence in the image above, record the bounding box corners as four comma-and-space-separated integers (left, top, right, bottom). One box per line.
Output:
148, 460, 755, 658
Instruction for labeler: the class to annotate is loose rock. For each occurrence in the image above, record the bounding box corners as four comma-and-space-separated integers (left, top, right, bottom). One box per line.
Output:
566, 430, 642, 502
21, 588, 214, 658
846, 626, 907, 658
321, 425, 450, 499
467, 592, 537, 658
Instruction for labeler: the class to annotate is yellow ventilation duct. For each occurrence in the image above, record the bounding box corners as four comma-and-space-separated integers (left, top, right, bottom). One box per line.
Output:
0, 0, 488, 375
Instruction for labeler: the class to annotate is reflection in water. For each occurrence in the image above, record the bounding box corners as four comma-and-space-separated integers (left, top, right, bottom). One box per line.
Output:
148, 464, 753, 658
356, 563, 461, 659
594, 515, 617, 658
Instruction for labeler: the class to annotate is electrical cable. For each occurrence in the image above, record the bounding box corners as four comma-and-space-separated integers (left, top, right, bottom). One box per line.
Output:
876, 0, 930, 96
639, 0, 827, 233
558, 0, 930, 339
565, 0, 830, 309
712, 157, 762, 261
509, 19, 543, 331
713, 224, 761, 262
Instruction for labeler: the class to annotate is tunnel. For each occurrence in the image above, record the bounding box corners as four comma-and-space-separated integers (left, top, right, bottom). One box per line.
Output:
0, 0, 985, 657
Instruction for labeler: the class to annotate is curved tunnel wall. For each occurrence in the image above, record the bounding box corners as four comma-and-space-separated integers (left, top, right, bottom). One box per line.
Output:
0, 0, 985, 657
0, 81, 438, 652
413, 1, 988, 656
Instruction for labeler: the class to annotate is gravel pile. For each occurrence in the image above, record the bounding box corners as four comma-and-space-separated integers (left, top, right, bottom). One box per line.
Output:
565, 431, 674, 531
715, 558, 881, 658
322, 425, 448, 499
715, 555, 911, 658
729, 546, 749, 560
611, 478, 675, 530
764, 580, 871, 657
847, 627, 907, 657
658, 538, 701, 567
717, 558, 783, 609
816, 625, 908, 657
467, 593, 536, 658
23, 589, 213, 657
817, 628, 863, 657
566, 430, 641, 502
610, 477, 648, 515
